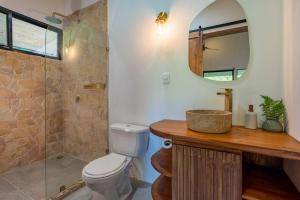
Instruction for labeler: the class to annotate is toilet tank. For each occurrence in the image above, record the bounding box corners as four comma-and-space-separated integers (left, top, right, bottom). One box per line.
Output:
110, 123, 149, 157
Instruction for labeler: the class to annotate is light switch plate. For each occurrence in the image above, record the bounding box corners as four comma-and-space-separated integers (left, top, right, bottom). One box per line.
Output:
162, 72, 170, 85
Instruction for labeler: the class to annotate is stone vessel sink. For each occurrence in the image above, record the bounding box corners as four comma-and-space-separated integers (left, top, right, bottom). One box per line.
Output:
186, 110, 232, 134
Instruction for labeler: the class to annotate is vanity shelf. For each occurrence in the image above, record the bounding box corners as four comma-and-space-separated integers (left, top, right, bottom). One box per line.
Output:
243, 164, 300, 200
151, 148, 172, 200
150, 120, 300, 200
151, 175, 172, 200
150, 120, 300, 160
151, 148, 172, 178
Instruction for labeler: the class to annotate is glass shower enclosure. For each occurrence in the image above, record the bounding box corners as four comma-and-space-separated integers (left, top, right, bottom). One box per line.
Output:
45, 1, 108, 198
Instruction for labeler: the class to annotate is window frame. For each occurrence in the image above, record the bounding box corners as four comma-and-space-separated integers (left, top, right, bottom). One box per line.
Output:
0, 8, 10, 49
0, 6, 62, 60
203, 69, 235, 81
236, 68, 246, 79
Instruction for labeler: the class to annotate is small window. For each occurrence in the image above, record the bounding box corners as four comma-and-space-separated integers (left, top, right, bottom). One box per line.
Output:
0, 12, 7, 46
237, 69, 246, 79
204, 70, 234, 81
0, 6, 62, 59
45, 30, 59, 58
12, 18, 59, 58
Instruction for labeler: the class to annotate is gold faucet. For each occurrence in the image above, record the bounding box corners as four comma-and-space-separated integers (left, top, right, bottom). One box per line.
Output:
217, 88, 233, 112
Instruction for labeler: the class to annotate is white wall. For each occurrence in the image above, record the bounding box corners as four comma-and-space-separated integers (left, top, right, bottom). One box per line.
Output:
283, 0, 300, 142
190, 0, 246, 30
283, 0, 300, 191
109, 0, 283, 183
0, 0, 65, 26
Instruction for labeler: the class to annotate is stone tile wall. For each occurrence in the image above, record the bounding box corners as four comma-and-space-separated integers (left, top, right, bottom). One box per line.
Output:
62, 0, 108, 162
0, 50, 63, 174
46, 59, 64, 157
0, 0, 108, 174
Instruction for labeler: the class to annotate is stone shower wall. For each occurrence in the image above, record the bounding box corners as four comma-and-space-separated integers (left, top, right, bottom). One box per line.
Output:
0, 50, 63, 174
0, 1, 108, 174
62, 0, 108, 161
45, 58, 64, 157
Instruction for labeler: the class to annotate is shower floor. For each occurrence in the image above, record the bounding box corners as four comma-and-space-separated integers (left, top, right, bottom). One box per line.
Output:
0, 154, 152, 200
0, 154, 86, 200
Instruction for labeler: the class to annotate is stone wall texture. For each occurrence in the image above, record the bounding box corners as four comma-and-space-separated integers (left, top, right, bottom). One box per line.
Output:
62, 0, 108, 161
0, 0, 108, 174
0, 50, 43, 173
46, 58, 64, 157
0, 50, 64, 174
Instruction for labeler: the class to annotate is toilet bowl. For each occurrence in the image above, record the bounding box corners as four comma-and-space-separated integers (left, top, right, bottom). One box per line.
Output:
82, 153, 132, 200
82, 123, 149, 200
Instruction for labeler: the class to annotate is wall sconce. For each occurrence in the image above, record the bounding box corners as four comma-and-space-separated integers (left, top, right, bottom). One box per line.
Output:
155, 12, 169, 36
65, 29, 74, 56
156, 12, 168, 24
65, 46, 70, 54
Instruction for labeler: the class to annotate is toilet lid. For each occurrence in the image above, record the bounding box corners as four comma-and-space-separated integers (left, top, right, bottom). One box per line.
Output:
83, 153, 127, 177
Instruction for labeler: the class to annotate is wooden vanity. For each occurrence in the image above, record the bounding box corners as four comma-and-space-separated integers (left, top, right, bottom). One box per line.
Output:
150, 120, 300, 200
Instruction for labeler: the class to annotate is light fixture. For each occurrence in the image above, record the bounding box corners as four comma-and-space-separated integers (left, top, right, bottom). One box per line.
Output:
65, 46, 70, 54
155, 12, 169, 36
65, 29, 74, 56
155, 12, 168, 25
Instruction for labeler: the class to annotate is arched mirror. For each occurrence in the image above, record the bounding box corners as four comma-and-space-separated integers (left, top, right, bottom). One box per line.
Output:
188, 0, 250, 82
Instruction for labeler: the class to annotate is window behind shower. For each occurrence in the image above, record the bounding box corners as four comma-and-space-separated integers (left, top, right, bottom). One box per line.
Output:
0, 6, 62, 59
0, 12, 7, 46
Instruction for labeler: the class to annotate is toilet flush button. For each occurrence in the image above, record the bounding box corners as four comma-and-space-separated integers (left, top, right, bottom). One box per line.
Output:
162, 72, 170, 85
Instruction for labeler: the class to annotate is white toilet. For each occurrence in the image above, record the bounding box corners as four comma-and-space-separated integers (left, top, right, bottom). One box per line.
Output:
82, 123, 149, 200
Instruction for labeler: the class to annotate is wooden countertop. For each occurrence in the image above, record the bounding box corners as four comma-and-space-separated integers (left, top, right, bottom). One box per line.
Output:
150, 120, 300, 160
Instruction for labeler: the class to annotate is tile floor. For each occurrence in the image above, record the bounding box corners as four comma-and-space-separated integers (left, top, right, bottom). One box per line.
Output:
0, 154, 152, 200
0, 154, 86, 200
64, 179, 152, 200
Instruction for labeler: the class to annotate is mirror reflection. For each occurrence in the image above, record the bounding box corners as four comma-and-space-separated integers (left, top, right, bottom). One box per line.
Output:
188, 0, 250, 82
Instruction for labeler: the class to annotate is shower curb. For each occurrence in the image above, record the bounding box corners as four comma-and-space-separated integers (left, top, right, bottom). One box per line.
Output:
47, 180, 85, 200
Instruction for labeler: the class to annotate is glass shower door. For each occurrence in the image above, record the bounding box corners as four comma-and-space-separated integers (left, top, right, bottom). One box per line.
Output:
45, 1, 108, 199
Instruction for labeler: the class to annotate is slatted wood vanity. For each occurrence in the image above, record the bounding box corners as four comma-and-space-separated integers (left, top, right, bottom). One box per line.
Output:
150, 120, 300, 200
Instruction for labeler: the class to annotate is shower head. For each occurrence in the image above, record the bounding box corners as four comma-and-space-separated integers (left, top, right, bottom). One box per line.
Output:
45, 12, 66, 25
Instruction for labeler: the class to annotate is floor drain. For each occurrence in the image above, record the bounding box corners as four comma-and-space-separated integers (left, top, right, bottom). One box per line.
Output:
60, 185, 66, 192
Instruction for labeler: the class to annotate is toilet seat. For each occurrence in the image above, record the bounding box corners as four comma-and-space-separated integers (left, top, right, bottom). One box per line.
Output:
83, 153, 129, 179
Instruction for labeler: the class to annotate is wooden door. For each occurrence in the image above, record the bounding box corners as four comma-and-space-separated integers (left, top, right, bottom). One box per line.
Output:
172, 144, 242, 200
188, 31, 203, 76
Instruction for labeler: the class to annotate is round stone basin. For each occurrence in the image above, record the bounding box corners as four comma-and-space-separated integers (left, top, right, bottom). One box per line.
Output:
186, 110, 232, 134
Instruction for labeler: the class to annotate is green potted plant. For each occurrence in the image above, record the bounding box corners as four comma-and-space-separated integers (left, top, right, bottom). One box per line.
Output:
260, 95, 287, 132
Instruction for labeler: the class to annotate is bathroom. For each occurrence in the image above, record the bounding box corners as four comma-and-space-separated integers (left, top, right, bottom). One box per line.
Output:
0, 0, 300, 199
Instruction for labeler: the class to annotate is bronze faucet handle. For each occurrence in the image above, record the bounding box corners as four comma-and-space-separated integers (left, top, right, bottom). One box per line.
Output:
217, 92, 226, 95
217, 88, 232, 96
217, 88, 233, 112
224, 88, 233, 93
